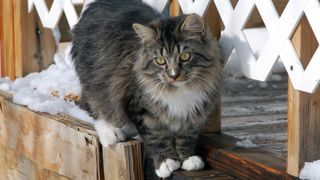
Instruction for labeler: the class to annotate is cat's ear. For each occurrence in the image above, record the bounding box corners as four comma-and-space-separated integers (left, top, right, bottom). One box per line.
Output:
180, 14, 205, 34
133, 23, 157, 43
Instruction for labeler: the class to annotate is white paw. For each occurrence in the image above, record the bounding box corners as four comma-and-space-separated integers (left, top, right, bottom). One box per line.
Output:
95, 119, 126, 147
182, 156, 205, 171
155, 158, 181, 178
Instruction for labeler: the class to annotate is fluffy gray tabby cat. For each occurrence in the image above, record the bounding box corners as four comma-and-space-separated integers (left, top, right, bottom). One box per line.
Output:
71, 0, 223, 178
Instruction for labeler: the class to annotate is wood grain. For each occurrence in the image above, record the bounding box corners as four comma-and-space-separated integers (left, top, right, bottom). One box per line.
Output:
287, 15, 320, 176
0, 92, 101, 179
172, 170, 235, 180
13, 0, 56, 77
103, 141, 144, 180
2, 0, 15, 79
0, 1, 3, 76
0, 91, 145, 180
197, 133, 296, 180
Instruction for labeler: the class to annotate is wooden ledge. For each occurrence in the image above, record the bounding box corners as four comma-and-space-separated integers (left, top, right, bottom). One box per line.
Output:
0, 90, 144, 179
197, 133, 297, 180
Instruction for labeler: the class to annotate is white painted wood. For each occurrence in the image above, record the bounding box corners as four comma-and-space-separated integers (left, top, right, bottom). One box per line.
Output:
28, 0, 168, 30
178, 0, 211, 17
142, 0, 168, 13
215, 0, 320, 93
27, 0, 320, 93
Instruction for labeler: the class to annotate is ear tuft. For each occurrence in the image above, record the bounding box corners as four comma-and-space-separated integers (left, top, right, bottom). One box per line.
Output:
180, 14, 205, 33
133, 23, 157, 43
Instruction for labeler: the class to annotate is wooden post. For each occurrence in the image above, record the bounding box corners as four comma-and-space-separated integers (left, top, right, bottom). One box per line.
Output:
170, 0, 181, 16
287, 15, 320, 176
2, 0, 15, 79
0, 1, 3, 76
103, 141, 144, 180
1, 0, 57, 79
12, 0, 56, 78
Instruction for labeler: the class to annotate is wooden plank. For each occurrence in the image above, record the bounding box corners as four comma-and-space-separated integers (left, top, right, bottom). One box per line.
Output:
103, 141, 144, 180
197, 133, 296, 179
172, 169, 235, 180
0, 0, 3, 76
287, 15, 320, 176
170, 0, 181, 16
13, 0, 56, 77
0, 93, 101, 179
0, 91, 145, 179
2, 0, 15, 79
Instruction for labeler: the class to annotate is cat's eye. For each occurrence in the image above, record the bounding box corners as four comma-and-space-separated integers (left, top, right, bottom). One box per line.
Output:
180, 52, 191, 61
155, 57, 166, 65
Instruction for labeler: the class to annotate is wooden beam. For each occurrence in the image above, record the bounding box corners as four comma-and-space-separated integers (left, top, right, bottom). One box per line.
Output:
103, 141, 144, 180
2, 0, 15, 79
287, 15, 320, 177
197, 133, 295, 179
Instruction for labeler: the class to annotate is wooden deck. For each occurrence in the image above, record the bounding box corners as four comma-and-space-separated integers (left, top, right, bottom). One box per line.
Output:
222, 73, 288, 157
144, 73, 290, 180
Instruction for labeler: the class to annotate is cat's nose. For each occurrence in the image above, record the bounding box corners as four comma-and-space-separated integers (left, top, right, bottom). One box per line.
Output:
167, 68, 180, 80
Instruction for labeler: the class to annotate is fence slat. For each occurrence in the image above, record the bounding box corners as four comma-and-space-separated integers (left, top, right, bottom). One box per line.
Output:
2, 0, 15, 79
287, 15, 320, 177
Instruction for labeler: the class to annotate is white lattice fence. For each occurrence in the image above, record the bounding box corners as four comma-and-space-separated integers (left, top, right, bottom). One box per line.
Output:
29, 0, 320, 93
28, 0, 169, 29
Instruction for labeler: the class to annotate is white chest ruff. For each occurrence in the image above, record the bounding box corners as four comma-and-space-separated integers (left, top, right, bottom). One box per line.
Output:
151, 87, 207, 119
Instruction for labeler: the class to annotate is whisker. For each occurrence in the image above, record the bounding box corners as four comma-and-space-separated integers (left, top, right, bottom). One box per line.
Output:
192, 74, 217, 90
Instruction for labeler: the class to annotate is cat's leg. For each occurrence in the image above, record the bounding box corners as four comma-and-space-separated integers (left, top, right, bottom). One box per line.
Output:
175, 130, 205, 171
142, 130, 181, 178
95, 118, 126, 147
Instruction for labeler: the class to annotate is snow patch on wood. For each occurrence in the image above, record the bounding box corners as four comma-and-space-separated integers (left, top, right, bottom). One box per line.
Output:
0, 48, 93, 124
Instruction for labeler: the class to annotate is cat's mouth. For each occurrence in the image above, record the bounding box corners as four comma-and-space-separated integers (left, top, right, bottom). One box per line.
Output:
171, 80, 187, 86
167, 77, 188, 86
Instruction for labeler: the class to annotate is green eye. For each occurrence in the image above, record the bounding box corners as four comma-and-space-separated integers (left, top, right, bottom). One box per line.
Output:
155, 57, 166, 65
180, 52, 191, 61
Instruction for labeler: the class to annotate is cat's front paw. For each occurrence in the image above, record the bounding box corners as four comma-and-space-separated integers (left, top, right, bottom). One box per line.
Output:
95, 119, 126, 147
155, 158, 181, 178
181, 156, 205, 171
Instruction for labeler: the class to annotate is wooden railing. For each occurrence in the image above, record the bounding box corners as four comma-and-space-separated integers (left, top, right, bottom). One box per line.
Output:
1, 0, 320, 178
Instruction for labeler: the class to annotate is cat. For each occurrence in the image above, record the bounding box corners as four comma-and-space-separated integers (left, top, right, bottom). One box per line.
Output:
71, 0, 223, 178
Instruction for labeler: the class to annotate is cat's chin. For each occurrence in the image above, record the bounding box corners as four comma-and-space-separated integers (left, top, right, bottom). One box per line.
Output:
171, 81, 187, 87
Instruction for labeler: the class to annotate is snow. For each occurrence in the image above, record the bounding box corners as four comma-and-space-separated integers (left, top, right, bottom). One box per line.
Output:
300, 160, 320, 180
224, 27, 285, 77
236, 139, 258, 148
0, 47, 94, 124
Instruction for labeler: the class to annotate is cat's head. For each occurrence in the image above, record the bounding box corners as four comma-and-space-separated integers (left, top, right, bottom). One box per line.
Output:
133, 14, 223, 94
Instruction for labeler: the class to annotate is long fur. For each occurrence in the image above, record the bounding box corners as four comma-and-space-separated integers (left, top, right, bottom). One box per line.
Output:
71, 0, 223, 174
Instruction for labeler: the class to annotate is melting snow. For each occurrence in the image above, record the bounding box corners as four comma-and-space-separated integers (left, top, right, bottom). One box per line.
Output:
300, 160, 320, 180
0, 48, 94, 124
236, 139, 258, 148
